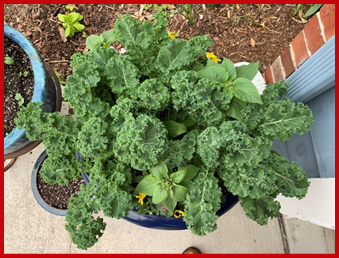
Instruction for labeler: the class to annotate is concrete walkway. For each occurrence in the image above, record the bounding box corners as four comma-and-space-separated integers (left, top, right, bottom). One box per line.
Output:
4, 143, 335, 254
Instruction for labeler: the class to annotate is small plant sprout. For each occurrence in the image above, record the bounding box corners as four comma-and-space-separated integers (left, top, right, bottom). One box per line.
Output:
19, 71, 29, 77
4, 56, 14, 65
58, 11, 85, 37
15, 93, 24, 106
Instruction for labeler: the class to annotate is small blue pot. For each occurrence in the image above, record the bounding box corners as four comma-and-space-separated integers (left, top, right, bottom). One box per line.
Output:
4, 24, 62, 159
31, 149, 67, 216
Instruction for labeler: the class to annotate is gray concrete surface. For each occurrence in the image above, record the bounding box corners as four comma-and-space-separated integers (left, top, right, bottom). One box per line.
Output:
4, 143, 335, 254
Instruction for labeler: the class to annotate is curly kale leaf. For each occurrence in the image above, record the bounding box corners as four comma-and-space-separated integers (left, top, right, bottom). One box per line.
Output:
219, 150, 309, 225
156, 39, 193, 74
65, 184, 105, 250
63, 59, 105, 118
39, 153, 82, 185
113, 14, 152, 49
112, 14, 166, 76
258, 100, 314, 141
129, 78, 170, 112
88, 46, 117, 73
76, 117, 110, 157
171, 71, 232, 126
197, 127, 223, 168
187, 35, 213, 58
89, 159, 133, 218
113, 114, 167, 170
265, 150, 310, 199
109, 97, 135, 132
160, 130, 198, 170
183, 168, 222, 236
241, 81, 314, 136
104, 54, 140, 95
239, 195, 281, 226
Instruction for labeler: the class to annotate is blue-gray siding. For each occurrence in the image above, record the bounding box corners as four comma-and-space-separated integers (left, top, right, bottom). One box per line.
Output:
271, 36, 335, 178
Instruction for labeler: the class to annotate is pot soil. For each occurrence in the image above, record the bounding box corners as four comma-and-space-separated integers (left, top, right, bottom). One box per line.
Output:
4, 36, 34, 137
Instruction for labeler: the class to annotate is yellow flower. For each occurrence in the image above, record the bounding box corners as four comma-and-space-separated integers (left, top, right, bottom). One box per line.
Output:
173, 210, 185, 218
136, 192, 146, 205
168, 31, 176, 39
206, 52, 221, 63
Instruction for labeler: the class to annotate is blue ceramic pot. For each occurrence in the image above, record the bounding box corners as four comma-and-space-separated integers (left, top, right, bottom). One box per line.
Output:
122, 192, 238, 230
77, 153, 239, 230
4, 24, 62, 159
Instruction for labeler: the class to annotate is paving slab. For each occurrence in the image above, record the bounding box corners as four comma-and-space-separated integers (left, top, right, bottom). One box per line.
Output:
70, 203, 285, 254
283, 217, 335, 254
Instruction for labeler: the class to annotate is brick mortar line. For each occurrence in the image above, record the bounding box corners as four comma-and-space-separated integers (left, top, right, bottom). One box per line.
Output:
302, 30, 312, 57
277, 55, 286, 80
289, 44, 297, 71
316, 12, 327, 43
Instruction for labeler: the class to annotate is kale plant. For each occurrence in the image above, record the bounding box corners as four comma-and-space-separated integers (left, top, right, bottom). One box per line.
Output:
16, 13, 314, 250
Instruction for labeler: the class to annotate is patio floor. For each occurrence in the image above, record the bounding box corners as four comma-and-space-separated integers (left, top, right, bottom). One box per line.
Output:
4, 143, 335, 254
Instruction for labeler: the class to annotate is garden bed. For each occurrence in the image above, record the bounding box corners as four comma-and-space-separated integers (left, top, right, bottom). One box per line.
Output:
4, 4, 308, 78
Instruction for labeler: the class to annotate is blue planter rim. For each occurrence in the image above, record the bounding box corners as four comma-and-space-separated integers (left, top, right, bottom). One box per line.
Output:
4, 24, 46, 151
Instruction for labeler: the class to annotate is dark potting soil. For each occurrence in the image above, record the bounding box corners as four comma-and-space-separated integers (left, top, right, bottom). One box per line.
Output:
4, 36, 34, 137
37, 165, 85, 210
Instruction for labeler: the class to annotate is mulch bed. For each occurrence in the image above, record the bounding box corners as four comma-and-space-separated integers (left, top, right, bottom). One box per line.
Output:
4, 4, 311, 210
4, 4, 309, 77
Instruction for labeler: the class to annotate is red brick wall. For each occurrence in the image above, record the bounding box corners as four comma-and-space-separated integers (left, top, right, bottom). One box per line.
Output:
264, 4, 335, 84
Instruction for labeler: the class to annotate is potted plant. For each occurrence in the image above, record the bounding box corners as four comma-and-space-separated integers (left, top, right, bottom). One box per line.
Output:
31, 149, 85, 216
16, 13, 314, 250
4, 24, 62, 170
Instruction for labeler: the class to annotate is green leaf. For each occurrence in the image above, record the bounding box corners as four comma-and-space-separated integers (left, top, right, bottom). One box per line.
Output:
150, 162, 168, 180
179, 165, 199, 182
65, 26, 72, 37
240, 196, 281, 225
113, 115, 167, 171
231, 78, 262, 104
170, 169, 187, 184
197, 66, 229, 84
163, 120, 188, 139
135, 176, 161, 196
172, 184, 188, 201
105, 55, 139, 94
293, 4, 303, 16
101, 30, 115, 42
221, 58, 237, 81
152, 185, 168, 204
156, 39, 191, 73
4, 56, 14, 65
73, 22, 85, 32
226, 97, 245, 121
235, 61, 259, 81
304, 4, 323, 18
161, 196, 177, 211
113, 15, 151, 48
69, 12, 82, 23
57, 13, 66, 22
15, 93, 25, 106
65, 4, 74, 11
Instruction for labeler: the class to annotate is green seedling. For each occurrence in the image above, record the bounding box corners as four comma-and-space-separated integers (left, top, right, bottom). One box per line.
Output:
15, 93, 24, 106
177, 4, 194, 25
58, 11, 85, 37
4, 56, 14, 65
19, 71, 29, 77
